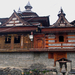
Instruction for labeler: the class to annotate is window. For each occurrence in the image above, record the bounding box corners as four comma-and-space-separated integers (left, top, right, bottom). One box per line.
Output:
5, 36, 11, 43
59, 36, 64, 42
14, 36, 20, 43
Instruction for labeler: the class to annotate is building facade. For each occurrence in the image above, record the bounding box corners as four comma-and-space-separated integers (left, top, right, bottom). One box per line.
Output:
0, 1, 75, 71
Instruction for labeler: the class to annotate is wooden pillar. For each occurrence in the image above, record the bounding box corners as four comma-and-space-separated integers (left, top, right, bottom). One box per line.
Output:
11, 35, 14, 49
21, 35, 23, 49
44, 35, 45, 48
1, 35, 5, 49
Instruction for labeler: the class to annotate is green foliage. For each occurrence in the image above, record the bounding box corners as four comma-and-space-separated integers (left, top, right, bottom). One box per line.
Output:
26, 72, 30, 74
42, 70, 47, 74
32, 69, 37, 72
23, 69, 50, 75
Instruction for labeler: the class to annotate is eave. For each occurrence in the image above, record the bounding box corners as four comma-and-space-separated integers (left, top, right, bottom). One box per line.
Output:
22, 16, 50, 26
0, 25, 37, 34
41, 26, 75, 33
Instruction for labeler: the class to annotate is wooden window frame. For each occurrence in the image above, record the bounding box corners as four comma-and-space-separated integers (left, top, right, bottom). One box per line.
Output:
55, 33, 67, 43
48, 52, 54, 59
14, 36, 20, 43
5, 36, 11, 44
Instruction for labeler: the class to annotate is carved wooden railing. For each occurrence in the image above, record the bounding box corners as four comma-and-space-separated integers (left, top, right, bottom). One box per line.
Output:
1, 42, 33, 49
14, 43, 21, 49
45, 33, 75, 49
3, 44, 11, 49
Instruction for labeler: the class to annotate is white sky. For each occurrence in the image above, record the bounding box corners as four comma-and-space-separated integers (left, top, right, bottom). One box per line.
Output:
0, 0, 75, 24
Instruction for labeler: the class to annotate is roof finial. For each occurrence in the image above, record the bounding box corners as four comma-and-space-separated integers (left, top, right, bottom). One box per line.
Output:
25, 1, 32, 11
60, 7, 63, 13
58, 7, 66, 17
17, 7, 21, 13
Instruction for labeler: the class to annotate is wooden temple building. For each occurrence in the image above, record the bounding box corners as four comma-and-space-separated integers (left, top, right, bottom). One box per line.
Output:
0, 1, 75, 69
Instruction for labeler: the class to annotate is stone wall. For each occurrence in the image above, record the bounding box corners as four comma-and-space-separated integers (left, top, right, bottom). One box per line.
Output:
0, 52, 54, 69
67, 52, 75, 68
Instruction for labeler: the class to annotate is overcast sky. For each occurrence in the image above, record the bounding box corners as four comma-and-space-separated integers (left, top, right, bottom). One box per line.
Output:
0, 0, 75, 24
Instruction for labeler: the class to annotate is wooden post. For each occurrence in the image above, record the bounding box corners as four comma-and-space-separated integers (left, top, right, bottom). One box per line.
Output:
1, 35, 5, 49
11, 35, 14, 49
44, 35, 45, 48
21, 34, 23, 49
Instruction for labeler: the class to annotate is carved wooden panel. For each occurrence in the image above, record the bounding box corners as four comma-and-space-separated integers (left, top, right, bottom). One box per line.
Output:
37, 39, 43, 48
34, 34, 45, 48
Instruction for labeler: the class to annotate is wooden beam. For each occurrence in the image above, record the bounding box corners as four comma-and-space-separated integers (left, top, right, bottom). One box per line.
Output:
45, 41, 75, 44
46, 38, 56, 40
45, 45, 74, 47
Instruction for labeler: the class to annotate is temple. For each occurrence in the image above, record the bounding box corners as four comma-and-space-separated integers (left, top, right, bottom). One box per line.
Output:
0, 1, 75, 72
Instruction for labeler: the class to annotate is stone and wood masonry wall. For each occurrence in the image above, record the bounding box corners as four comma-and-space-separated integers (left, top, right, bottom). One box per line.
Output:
67, 52, 75, 68
0, 52, 54, 69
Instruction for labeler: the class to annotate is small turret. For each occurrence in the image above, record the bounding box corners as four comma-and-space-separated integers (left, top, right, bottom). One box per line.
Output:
25, 1, 32, 11
17, 7, 21, 13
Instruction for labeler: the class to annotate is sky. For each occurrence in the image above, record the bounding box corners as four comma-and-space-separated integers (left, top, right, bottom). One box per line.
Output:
0, 0, 75, 25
